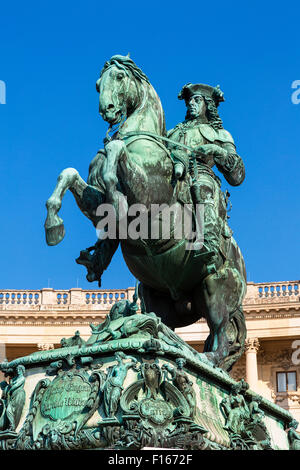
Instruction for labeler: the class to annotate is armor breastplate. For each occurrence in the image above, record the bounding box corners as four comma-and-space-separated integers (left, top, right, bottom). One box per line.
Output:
169, 122, 217, 168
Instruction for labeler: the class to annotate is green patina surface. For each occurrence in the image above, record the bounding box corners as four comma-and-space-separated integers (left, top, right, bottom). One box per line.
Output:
195, 378, 230, 447
44, 54, 248, 372
0, 321, 294, 428
0, 55, 296, 450
40, 374, 91, 420
0, 315, 295, 450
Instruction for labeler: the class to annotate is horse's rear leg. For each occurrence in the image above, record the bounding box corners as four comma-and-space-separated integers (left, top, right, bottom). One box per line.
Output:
194, 263, 246, 370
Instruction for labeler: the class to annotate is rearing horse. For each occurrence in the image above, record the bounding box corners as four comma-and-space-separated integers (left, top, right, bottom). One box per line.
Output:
45, 55, 247, 371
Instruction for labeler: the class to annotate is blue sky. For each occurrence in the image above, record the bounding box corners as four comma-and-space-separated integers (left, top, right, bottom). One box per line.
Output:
0, 0, 299, 290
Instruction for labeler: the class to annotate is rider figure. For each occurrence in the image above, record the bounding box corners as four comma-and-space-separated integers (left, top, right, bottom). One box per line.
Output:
168, 83, 245, 271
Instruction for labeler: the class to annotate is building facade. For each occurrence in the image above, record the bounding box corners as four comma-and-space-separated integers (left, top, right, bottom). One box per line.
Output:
1, 280, 300, 425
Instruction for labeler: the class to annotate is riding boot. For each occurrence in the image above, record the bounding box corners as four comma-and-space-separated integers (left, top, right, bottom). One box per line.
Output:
190, 183, 222, 274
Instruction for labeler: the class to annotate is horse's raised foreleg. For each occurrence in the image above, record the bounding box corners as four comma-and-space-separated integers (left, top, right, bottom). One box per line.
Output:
45, 168, 89, 246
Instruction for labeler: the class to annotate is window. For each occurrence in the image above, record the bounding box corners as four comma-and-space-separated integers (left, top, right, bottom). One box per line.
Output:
276, 371, 297, 392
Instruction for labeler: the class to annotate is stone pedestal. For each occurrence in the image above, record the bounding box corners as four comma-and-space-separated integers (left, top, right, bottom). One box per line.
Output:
0, 313, 294, 450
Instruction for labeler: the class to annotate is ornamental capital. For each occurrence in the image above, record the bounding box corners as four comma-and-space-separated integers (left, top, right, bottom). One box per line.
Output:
245, 337, 260, 353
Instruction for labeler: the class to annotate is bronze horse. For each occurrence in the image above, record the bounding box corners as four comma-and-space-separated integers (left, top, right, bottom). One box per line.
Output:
45, 55, 247, 371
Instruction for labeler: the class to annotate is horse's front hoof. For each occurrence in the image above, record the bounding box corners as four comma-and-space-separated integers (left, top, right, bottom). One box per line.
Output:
45, 221, 65, 246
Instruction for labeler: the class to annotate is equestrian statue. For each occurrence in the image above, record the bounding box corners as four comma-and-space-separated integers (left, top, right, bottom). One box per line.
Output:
44, 54, 247, 371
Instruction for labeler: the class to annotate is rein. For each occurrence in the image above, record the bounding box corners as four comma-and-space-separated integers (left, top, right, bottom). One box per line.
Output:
118, 130, 208, 171
119, 130, 204, 157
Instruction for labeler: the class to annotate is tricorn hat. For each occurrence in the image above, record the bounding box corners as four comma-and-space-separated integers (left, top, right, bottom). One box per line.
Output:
178, 83, 225, 107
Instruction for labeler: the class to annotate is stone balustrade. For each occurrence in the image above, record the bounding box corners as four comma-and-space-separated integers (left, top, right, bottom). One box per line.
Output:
244, 281, 300, 306
0, 281, 299, 313
0, 291, 41, 306
0, 287, 136, 311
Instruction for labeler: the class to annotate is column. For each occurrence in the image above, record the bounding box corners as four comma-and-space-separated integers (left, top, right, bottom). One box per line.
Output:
245, 338, 260, 392
0, 341, 7, 381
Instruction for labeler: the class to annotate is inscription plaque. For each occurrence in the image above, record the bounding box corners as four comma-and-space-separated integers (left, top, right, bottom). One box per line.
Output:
139, 398, 173, 425
40, 372, 91, 421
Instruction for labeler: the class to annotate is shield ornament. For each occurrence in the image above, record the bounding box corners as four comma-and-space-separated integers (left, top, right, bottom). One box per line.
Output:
32, 370, 97, 441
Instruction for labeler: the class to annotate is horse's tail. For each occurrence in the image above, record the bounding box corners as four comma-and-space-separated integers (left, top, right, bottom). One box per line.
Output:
204, 305, 246, 372
219, 305, 247, 372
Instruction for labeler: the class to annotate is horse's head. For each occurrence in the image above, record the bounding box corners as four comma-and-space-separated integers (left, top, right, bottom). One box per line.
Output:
96, 54, 150, 125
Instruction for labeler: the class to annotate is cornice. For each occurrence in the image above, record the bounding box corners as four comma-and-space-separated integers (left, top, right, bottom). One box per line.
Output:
0, 313, 106, 326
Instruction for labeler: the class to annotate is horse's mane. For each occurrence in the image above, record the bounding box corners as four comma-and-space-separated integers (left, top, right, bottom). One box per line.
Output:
100, 55, 150, 85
